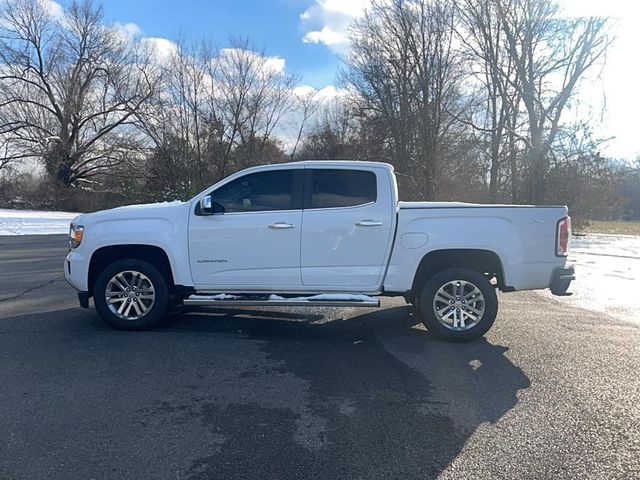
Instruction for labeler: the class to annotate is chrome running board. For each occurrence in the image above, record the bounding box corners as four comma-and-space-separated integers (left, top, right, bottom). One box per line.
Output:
183, 293, 380, 308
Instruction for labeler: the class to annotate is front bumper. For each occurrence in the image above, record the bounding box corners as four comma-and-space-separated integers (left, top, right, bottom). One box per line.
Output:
64, 250, 91, 308
64, 252, 91, 308
64, 250, 89, 291
550, 265, 575, 296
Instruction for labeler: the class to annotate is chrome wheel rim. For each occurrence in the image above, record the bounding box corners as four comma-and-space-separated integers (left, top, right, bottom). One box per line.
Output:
105, 270, 155, 321
433, 280, 485, 331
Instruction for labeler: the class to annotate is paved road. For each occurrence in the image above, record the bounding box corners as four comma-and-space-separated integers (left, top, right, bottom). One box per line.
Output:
0, 235, 639, 479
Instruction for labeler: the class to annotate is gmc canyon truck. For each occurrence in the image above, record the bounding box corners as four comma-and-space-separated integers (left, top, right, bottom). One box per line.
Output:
65, 161, 574, 342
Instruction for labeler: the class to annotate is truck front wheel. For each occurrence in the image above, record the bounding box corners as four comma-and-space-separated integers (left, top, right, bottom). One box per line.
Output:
94, 259, 169, 330
416, 267, 498, 342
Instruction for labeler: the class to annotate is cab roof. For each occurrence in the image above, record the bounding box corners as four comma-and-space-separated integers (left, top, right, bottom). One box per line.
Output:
250, 159, 394, 171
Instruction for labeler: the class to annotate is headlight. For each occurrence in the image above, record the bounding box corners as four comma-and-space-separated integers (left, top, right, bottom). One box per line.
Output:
69, 223, 84, 249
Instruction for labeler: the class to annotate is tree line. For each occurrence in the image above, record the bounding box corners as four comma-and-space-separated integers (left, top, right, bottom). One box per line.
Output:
0, 0, 638, 220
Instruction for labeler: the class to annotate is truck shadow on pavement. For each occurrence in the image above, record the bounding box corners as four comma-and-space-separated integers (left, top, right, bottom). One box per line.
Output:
161, 305, 531, 479
1, 305, 529, 480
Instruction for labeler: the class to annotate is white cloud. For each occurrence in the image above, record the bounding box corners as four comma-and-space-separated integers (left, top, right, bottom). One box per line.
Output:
300, 0, 371, 52
303, 26, 348, 46
306, 0, 370, 18
315, 85, 349, 102
44, 0, 63, 19
142, 37, 178, 62
264, 56, 286, 75
292, 84, 349, 103
292, 85, 316, 97
113, 22, 141, 40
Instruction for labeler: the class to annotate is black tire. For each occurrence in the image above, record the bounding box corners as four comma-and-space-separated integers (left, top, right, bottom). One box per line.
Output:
93, 258, 169, 330
416, 267, 498, 342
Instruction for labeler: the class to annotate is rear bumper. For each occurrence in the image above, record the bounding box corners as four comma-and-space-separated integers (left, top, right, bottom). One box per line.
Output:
550, 265, 575, 296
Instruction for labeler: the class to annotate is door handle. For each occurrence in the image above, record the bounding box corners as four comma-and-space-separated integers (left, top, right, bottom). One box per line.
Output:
268, 222, 295, 229
356, 220, 383, 227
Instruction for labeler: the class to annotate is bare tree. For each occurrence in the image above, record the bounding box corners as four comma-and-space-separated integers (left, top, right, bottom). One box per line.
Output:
134, 39, 223, 197
345, 0, 464, 200
296, 99, 364, 160
0, 0, 157, 187
456, 0, 523, 201
544, 124, 622, 222
136, 37, 297, 198
289, 89, 320, 160
0, 134, 32, 172
216, 38, 298, 171
494, 0, 611, 203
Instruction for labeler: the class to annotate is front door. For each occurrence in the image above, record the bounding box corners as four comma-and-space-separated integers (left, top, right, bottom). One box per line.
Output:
189, 168, 304, 290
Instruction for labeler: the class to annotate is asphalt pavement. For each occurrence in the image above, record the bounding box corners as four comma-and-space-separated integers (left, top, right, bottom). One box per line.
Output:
0, 235, 638, 479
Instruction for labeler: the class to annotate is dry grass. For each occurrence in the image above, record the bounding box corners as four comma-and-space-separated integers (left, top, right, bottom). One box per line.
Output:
576, 221, 640, 236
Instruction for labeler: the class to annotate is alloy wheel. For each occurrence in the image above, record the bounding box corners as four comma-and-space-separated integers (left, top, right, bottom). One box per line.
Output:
432, 279, 485, 331
105, 270, 156, 321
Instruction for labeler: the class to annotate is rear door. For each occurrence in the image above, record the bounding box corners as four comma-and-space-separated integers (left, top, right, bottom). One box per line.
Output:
301, 167, 395, 289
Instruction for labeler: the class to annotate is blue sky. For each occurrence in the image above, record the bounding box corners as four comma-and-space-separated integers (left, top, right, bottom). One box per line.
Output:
100, 0, 348, 89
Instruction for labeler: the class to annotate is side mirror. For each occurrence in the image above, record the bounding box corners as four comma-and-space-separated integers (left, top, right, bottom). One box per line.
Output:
198, 195, 224, 216
199, 195, 213, 215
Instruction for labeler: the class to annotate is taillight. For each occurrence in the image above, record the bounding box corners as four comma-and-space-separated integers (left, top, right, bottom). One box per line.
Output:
556, 216, 571, 256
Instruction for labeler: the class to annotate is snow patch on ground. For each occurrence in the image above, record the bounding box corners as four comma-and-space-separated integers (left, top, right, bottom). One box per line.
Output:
0, 209, 78, 235
303, 293, 378, 302
269, 294, 378, 302
190, 293, 239, 300
538, 233, 640, 324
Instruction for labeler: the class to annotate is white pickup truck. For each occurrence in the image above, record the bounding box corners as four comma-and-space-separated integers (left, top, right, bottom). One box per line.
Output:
65, 161, 574, 341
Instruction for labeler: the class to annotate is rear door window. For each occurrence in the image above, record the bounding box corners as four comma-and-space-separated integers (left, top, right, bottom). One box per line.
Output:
308, 169, 377, 209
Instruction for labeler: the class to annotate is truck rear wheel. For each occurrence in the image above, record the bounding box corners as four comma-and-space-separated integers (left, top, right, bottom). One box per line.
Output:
94, 259, 169, 330
416, 267, 497, 342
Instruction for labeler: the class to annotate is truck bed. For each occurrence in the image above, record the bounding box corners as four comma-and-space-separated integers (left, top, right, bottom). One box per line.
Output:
382, 202, 569, 293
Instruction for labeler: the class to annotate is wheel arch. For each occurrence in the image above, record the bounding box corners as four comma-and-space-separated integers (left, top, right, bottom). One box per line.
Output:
411, 248, 506, 295
88, 244, 175, 296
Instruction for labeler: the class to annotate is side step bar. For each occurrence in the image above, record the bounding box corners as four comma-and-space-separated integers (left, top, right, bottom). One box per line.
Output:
183, 293, 380, 308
